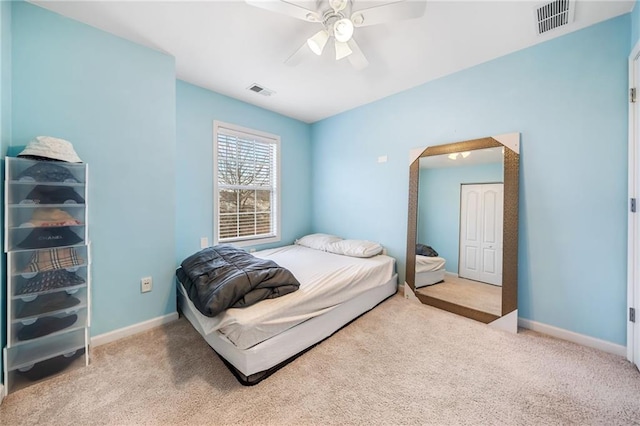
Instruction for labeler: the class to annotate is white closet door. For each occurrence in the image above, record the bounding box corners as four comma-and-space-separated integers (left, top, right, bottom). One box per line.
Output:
459, 185, 482, 281
479, 184, 503, 285
459, 183, 504, 286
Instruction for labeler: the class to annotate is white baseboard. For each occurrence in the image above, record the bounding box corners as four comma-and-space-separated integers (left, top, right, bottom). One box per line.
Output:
91, 312, 179, 347
400, 281, 624, 356
518, 318, 626, 357
0, 384, 5, 404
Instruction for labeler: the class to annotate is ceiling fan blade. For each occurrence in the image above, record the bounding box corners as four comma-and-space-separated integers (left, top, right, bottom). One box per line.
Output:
284, 40, 312, 66
335, 40, 353, 60
246, 0, 320, 22
346, 39, 369, 70
350, 0, 426, 27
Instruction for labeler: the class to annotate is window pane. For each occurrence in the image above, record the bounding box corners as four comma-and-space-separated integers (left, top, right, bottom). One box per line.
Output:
256, 213, 271, 234
218, 141, 238, 185
256, 190, 271, 212
254, 144, 272, 186
254, 163, 270, 186
219, 189, 238, 214
219, 214, 238, 239
237, 140, 255, 186
239, 190, 256, 213
238, 214, 255, 237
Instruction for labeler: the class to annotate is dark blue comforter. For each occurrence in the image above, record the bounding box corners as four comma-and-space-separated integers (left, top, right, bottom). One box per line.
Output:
176, 244, 300, 317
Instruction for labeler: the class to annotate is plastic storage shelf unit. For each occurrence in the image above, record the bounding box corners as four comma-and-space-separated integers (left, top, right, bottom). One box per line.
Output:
3, 157, 91, 395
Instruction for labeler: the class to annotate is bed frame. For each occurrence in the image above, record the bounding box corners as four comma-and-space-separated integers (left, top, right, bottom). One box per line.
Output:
177, 273, 398, 385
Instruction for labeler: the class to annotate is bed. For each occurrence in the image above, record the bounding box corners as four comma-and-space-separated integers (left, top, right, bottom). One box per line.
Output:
415, 254, 446, 288
176, 239, 397, 385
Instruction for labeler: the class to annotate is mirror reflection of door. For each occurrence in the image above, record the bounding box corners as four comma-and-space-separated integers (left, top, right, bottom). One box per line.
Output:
459, 183, 503, 286
417, 147, 504, 316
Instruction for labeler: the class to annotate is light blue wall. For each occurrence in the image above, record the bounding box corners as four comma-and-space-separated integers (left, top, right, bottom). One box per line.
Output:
175, 80, 312, 263
1, 0, 10, 148
632, 0, 639, 48
11, 2, 177, 336
0, 0, 11, 382
311, 15, 630, 345
418, 163, 503, 273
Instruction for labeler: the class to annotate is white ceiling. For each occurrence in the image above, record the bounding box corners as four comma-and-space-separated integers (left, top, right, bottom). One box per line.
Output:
32, 0, 634, 123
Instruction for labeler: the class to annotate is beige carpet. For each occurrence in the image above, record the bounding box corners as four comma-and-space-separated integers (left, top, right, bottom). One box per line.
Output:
1, 294, 640, 425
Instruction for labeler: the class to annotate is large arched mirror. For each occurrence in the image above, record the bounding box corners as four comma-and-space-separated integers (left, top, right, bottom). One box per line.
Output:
405, 133, 520, 332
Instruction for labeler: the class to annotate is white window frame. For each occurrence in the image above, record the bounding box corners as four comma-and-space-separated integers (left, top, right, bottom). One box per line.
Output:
213, 120, 281, 247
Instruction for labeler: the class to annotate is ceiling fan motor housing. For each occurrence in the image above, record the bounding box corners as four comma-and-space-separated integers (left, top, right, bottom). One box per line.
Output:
320, 2, 354, 42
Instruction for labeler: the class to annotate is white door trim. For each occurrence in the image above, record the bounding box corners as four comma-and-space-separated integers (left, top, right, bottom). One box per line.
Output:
627, 39, 640, 365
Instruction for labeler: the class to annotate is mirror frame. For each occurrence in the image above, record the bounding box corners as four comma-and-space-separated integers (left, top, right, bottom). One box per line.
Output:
405, 134, 520, 325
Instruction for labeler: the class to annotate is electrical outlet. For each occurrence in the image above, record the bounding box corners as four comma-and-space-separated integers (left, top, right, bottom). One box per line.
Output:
141, 276, 152, 293
200, 237, 209, 249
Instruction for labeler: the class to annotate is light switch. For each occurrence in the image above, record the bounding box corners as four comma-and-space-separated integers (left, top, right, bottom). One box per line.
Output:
200, 237, 209, 248
377, 155, 388, 163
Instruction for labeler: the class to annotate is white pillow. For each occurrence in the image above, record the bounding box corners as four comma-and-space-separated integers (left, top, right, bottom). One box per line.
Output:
295, 233, 343, 251
326, 239, 383, 258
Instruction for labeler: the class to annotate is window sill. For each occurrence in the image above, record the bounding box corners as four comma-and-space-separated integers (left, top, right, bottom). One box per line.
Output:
216, 235, 281, 248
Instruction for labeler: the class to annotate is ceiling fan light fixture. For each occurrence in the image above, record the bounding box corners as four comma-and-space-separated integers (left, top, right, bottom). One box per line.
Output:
335, 40, 352, 60
307, 30, 329, 55
329, 0, 348, 12
351, 13, 364, 26
448, 153, 458, 160
334, 18, 354, 43
461, 151, 471, 158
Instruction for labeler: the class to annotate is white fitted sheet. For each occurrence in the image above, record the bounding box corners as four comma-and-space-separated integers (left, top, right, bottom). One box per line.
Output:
415, 269, 446, 288
180, 245, 396, 350
415, 255, 446, 273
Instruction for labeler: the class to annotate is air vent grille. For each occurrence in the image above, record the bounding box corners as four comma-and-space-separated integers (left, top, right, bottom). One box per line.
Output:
247, 83, 275, 97
535, 0, 574, 35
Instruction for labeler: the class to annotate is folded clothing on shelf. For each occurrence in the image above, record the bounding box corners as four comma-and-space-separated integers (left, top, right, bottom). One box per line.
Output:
17, 162, 79, 183
17, 292, 81, 319
17, 348, 85, 382
17, 226, 83, 249
23, 185, 85, 205
23, 247, 84, 273
16, 270, 86, 295
27, 208, 83, 227
17, 314, 78, 341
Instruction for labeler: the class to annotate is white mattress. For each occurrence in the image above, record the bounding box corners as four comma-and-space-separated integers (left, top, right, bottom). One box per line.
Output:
180, 245, 396, 350
415, 255, 446, 273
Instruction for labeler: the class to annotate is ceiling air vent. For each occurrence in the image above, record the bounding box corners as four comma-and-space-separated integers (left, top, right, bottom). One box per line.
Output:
247, 83, 275, 97
535, 0, 575, 35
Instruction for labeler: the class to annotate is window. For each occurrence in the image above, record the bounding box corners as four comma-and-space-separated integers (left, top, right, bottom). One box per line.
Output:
213, 121, 280, 246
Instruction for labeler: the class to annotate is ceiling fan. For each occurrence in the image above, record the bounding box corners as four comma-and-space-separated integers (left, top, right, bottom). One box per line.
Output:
246, 0, 427, 70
